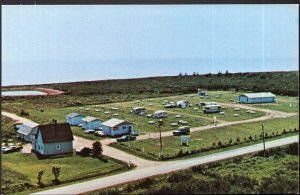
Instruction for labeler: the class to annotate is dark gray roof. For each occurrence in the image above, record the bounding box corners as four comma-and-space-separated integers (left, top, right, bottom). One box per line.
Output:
38, 123, 74, 143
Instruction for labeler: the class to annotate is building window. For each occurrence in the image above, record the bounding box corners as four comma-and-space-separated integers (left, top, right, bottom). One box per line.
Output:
122, 126, 127, 129
56, 145, 61, 150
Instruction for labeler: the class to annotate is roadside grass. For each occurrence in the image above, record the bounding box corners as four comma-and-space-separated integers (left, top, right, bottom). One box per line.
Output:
250, 101, 299, 113
91, 144, 299, 194
1, 152, 130, 194
110, 116, 299, 160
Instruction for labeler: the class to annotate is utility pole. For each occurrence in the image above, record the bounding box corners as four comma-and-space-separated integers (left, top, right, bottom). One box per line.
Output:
262, 123, 266, 158
158, 119, 164, 160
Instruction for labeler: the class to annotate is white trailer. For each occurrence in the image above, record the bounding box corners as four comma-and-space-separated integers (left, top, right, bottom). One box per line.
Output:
153, 110, 168, 118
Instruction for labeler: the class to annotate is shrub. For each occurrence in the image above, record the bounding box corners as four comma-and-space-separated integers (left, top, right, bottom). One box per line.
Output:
236, 137, 240, 142
229, 138, 233, 144
218, 141, 222, 146
80, 147, 92, 157
212, 142, 216, 147
20, 109, 29, 116
249, 136, 253, 141
92, 141, 103, 158
282, 129, 287, 134
177, 149, 183, 157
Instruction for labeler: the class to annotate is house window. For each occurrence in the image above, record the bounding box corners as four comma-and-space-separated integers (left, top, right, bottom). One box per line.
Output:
122, 126, 127, 130
56, 145, 61, 150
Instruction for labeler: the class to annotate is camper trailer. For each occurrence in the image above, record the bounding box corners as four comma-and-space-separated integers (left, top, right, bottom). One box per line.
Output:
176, 100, 189, 108
153, 110, 168, 118
203, 102, 222, 113
131, 107, 146, 115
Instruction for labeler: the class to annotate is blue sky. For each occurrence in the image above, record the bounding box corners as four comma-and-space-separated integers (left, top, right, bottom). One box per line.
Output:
2, 5, 299, 86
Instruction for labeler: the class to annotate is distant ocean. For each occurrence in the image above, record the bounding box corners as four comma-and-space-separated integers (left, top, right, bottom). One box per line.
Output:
2, 58, 297, 86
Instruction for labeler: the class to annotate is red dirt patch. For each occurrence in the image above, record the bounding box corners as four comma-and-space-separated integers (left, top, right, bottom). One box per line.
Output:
34, 88, 64, 96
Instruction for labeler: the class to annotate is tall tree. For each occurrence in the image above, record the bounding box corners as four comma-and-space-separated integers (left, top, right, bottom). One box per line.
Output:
52, 166, 61, 184
92, 140, 103, 158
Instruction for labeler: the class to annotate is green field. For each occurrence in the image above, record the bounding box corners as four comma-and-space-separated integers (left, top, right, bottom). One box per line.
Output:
110, 116, 299, 160
250, 101, 299, 113
93, 144, 299, 194
1, 152, 130, 194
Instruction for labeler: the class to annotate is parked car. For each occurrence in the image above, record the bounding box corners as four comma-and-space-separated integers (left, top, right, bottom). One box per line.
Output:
84, 129, 95, 134
116, 135, 136, 142
94, 131, 105, 137
1, 145, 22, 153
172, 126, 190, 136
130, 130, 139, 136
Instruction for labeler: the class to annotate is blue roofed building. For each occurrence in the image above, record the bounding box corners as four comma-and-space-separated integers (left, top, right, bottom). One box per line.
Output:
66, 113, 85, 126
238, 92, 276, 104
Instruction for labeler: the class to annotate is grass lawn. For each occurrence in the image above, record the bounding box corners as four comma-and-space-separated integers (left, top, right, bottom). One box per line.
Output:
1, 91, 296, 140
110, 116, 299, 160
92, 144, 299, 194
1, 152, 130, 194
250, 101, 299, 113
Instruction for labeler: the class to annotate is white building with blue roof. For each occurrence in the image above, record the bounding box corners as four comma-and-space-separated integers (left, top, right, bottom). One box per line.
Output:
238, 92, 276, 104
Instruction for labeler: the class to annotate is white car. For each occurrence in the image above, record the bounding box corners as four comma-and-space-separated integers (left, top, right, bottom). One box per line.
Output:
84, 129, 95, 134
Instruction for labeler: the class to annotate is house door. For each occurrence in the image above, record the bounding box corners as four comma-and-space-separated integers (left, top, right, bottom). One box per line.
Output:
129, 126, 132, 133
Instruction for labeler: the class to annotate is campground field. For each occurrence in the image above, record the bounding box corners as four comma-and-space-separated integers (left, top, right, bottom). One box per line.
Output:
1, 86, 299, 194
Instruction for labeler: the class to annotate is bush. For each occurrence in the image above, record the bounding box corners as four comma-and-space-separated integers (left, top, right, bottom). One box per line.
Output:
229, 138, 233, 144
218, 141, 222, 146
282, 129, 287, 134
249, 136, 253, 141
20, 109, 29, 116
80, 147, 92, 157
177, 149, 183, 157
236, 137, 240, 142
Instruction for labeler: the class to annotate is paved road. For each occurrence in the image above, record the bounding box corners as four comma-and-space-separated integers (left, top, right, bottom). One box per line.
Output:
32, 135, 298, 195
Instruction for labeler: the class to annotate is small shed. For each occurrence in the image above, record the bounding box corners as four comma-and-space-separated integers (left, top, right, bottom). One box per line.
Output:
198, 89, 206, 96
66, 113, 85, 126
16, 122, 39, 143
238, 92, 276, 104
81, 117, 101, 130
101, 118, 134, 137
32, 122, 74, 156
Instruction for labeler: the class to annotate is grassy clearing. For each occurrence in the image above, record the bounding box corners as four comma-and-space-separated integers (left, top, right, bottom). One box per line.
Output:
110, 116, 299, 160
250, 101, 299, 113
1, 152, 130, 194
93, 144, 299, 194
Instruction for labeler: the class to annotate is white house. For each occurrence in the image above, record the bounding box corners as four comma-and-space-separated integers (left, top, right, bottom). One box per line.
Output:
81, 117, 101, 130
238, 92, 276, 104
16, 122, 39, 143
66, 113, 85, 126
32, 122, 74, 156
153, 110, 168, 118
101, 118, 134, 137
